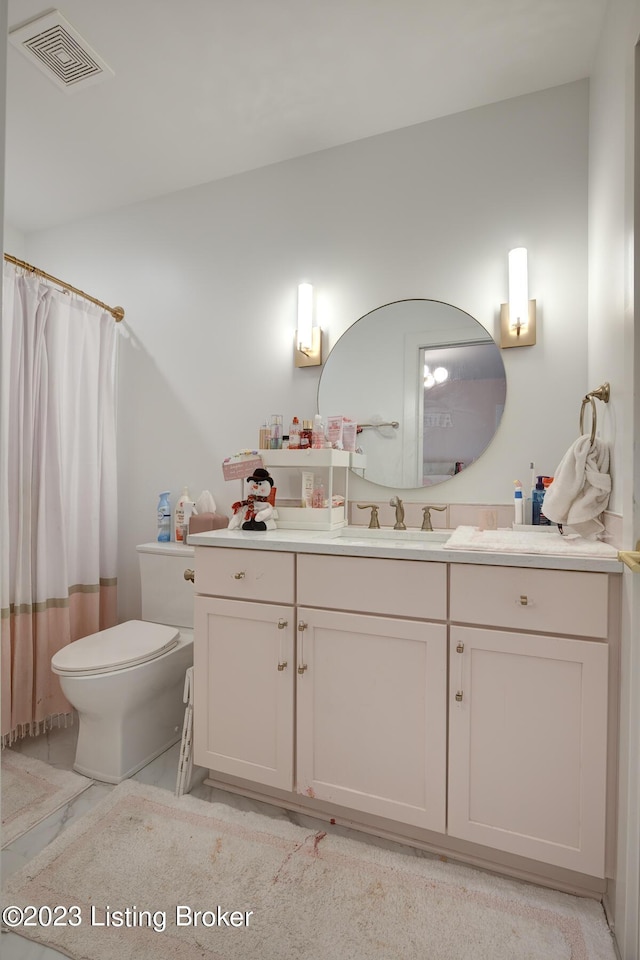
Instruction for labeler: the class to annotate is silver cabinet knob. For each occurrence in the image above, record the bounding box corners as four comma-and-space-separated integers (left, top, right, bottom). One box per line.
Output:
183, 568, 195, 582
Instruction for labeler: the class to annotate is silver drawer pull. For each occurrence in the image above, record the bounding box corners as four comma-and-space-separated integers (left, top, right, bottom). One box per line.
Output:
234, 571, 246, 580
183, 568, 195, 582
455, 691, 463, 702
519, 595, 529, 606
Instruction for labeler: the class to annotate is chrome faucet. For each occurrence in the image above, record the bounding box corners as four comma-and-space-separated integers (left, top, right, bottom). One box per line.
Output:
389, 496, 406, 530
357, 503, 381, 529
421, 505, 447, 531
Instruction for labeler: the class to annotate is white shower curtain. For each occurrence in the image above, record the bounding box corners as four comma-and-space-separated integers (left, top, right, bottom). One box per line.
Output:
1, 262, 118, 746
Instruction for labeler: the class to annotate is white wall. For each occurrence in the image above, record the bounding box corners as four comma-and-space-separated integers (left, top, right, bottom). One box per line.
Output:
16, 80, 589, 622
589, 1, 640, 956
4, 221, 25, 258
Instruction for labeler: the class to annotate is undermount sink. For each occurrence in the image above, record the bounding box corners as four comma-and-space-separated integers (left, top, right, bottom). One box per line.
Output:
340, 527, 453, 543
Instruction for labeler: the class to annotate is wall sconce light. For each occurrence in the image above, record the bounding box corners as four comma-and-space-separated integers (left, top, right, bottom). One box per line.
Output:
500, 247, 536, 348
294, 282, 322, 367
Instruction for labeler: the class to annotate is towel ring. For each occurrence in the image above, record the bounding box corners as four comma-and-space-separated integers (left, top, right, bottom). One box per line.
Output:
580, 396, 597, 446
579, 382, 610, 446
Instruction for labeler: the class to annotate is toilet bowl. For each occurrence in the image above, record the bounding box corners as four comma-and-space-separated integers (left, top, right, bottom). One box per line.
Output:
51, 543, 195, 784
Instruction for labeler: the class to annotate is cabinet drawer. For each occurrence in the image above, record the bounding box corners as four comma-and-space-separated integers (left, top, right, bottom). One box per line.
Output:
297, 554, 447, 620
194, 547, 294, 603
450, 564, 608, 638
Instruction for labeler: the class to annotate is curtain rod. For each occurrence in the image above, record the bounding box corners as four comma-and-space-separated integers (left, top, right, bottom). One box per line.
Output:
3, 253, 125, 322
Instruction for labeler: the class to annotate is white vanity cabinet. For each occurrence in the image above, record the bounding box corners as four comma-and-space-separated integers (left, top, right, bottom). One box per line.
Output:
448, 564, 611, 877
295, 554, 448, 831
191, 537, 619, 889
193, 548, 295, 790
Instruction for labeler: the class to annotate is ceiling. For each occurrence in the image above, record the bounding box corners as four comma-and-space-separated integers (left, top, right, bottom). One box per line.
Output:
5, 0, 608, 234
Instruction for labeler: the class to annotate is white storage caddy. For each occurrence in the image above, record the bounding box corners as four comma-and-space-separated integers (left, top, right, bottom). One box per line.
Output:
260, 448, 366, 530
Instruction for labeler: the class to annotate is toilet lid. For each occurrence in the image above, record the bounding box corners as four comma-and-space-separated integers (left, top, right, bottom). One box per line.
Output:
51, 620, 180, 675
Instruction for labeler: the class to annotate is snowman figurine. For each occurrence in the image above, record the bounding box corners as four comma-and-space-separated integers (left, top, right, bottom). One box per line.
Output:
229, 468, 276, 531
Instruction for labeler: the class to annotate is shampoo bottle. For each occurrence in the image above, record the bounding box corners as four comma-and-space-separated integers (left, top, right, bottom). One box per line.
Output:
157, 491, 171, 542
174, 487, 191, 541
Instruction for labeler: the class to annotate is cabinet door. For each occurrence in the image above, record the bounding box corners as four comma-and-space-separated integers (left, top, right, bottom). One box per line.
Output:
448, 626, 608, 876
296, 608, 447, 831
193, 597, 294, 790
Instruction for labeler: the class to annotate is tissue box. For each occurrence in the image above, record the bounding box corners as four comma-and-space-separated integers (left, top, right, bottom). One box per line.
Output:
189, 512, 229, 533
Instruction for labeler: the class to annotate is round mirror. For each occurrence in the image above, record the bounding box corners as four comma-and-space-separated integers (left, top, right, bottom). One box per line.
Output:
318, 299, 507, 489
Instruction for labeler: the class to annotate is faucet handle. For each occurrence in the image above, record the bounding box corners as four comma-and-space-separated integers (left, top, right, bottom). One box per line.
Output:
357, 503, 381, 529
421, 505, 447, 531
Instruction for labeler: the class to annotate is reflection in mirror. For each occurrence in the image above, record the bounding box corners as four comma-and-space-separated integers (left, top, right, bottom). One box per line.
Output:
318, 299, 507, 489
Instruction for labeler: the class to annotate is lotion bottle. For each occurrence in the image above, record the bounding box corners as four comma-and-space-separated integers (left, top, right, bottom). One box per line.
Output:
300, 420, 313, 449
513, 480, 524, 525
311, 477, 325, 508
258, 419, 270, 449
174, 487, 191, 541
289, 416, 301, 449
312, 414, 325, 449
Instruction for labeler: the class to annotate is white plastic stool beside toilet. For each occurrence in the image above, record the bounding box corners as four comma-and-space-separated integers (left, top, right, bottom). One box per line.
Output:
51, 543, 194, 784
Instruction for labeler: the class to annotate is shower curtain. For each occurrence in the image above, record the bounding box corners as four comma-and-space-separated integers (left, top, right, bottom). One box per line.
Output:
0, 262, 118, 746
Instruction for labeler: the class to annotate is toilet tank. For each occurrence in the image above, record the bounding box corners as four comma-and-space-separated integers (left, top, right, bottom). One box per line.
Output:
137, 542, 194, 628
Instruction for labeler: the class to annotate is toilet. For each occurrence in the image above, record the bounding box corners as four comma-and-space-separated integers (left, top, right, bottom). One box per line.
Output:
51, 542, 194, 784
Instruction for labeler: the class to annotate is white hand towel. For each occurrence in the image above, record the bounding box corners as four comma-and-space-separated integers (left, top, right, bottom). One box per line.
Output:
542, 435, 611, 539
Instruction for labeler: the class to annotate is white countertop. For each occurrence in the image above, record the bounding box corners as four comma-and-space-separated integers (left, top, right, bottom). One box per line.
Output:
188, 526, 623, 573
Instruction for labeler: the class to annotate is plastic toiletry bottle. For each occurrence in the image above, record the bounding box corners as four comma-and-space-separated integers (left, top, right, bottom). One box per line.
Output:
532, 476, 551, 525
312, 414, 325, 449
270, 415, 283, 450
157, 491, 171, 542
300, 420, 313, 449
259, 419, 270, 449
174, 487, 191, 541
181, 499, 196, 543
289, 416, 301, 449
513, 480, 524, 525
311, 477, 325, 508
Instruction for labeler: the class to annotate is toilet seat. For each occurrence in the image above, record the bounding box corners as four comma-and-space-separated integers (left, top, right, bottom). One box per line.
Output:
51, 620, 180, 677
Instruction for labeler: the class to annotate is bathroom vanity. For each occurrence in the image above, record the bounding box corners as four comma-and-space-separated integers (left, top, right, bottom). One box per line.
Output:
189, 527, 621, 896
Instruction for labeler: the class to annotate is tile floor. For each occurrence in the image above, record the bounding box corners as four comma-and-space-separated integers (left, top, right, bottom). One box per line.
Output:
2, 721, 617, 960
2, 722, 451, 959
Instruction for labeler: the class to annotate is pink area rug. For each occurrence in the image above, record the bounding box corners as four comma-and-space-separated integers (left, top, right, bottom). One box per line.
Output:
2, 749, 92, 847
2, 779, 616, 959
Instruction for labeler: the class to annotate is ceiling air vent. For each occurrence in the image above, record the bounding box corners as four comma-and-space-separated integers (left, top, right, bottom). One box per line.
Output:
9, 10, 114, 93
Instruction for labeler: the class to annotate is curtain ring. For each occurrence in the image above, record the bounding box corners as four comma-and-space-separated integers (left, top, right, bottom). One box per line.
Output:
579, 395, 597, 445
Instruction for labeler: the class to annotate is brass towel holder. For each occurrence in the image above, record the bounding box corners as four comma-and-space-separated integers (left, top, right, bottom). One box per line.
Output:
579, 383, 610, 446
571, 381, 639, 572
